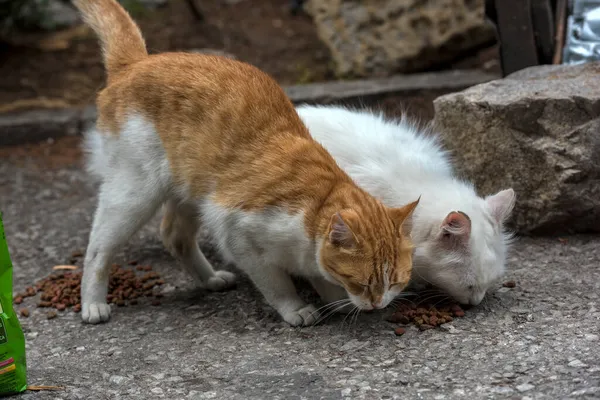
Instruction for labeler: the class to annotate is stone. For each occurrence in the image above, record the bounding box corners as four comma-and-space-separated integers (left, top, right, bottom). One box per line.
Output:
516, 383, 535, 392
433, 62, 600, 234
568, 359, 587, 368
109, 375, 127, 385
304, 0, 495, 77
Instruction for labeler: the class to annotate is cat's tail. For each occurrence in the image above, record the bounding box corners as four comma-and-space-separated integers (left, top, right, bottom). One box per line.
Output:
72, 0, 148, 79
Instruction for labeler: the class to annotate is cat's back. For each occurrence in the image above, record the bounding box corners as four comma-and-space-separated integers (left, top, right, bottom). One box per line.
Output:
297, 105, 452, 177
97, 52, 305, 139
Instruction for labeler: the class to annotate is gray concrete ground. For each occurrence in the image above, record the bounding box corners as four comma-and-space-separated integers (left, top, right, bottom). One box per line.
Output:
0, 137, 599, 400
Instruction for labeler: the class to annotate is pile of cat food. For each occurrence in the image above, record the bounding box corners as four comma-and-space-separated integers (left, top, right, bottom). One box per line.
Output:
386, 300, 465, 335
388, 281, 518, 335
14, 259, 165, 319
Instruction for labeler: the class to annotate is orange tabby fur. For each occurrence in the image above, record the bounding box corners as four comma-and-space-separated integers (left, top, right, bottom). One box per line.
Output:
74, 0, 419, 325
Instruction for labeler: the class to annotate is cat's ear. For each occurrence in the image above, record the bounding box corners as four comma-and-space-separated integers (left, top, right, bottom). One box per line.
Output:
328, 210, 359, 248
485, 188, 516, 224
389, 197, 420, 237
440, 211, 471, 247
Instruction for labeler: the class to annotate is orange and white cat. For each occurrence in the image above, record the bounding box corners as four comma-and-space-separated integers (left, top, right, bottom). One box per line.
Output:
73, 0, 419, 326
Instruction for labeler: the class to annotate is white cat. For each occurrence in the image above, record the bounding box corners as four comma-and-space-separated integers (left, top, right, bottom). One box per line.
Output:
297, 105, 516, 305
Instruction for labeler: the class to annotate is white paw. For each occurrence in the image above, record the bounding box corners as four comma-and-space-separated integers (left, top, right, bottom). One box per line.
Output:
204, 270, 237, 291
283, 304, 320, 327
82, 303, 111, 324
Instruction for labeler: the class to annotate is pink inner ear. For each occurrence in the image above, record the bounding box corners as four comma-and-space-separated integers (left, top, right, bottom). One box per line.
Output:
329, 213, 356, 248
441, 211, 471, 237
486, 188, 516, 224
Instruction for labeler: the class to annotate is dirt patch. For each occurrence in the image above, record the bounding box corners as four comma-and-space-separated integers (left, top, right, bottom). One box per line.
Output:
0, 136, 83, 169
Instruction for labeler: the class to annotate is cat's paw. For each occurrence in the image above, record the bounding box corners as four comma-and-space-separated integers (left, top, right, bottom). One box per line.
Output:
282, 304, 320, 327
81, 302, 111, 324
204, 270, 236, 291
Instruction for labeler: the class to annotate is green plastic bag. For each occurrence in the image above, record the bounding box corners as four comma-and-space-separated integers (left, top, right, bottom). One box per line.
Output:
0, 212, 27, 395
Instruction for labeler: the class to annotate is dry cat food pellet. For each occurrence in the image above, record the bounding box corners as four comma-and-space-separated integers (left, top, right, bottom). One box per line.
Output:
502, 280, 516, 288
387, 300, 466, 333
46, 311, 57, 320
394, 327, 406, 336
71, 250, 84, 258
19, 309, 29, 318
52, 265, 79, 271
14, 262, 165, 315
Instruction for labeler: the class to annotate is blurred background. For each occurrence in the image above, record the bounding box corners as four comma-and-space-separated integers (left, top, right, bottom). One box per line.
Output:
0, 0, 503, 120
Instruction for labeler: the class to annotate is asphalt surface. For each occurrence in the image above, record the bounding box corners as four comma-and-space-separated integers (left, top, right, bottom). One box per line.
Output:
0, 137, 599, 400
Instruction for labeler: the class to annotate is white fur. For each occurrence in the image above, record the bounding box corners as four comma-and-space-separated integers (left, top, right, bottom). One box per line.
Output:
81, 114, 391, 326
297, 105, 516, 305
81, 115, 238, 324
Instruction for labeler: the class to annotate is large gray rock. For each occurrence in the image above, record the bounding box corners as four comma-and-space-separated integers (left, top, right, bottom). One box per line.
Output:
304, 0, 495, 77
433, 62, 600, 235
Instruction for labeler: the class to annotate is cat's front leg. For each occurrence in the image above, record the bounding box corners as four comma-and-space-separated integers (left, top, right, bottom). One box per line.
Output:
244, 266, 319, 326
309, 277, 354, 314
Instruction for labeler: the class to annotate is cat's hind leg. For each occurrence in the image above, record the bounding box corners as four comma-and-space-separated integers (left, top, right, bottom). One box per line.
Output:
82, 177, 165, 324
160, 200, 236, 291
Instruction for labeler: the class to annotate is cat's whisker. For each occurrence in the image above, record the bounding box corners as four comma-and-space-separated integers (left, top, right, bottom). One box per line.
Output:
340, 305, 359, 327
391, 297, 416, 308
416, 288, 444, 295
410, 269, 439, 288
416, 293, 449, 306
314, 301, 353, 326
416, 293, 447, 303
341, 307, 355, 328
312, 299, 352, 317
414, 287, 448, 297
430, 295, 452, 309
313, 301, 352, 321
417, 291, 448, 300
311, 299, 352, 319
351, 307, 361, 326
